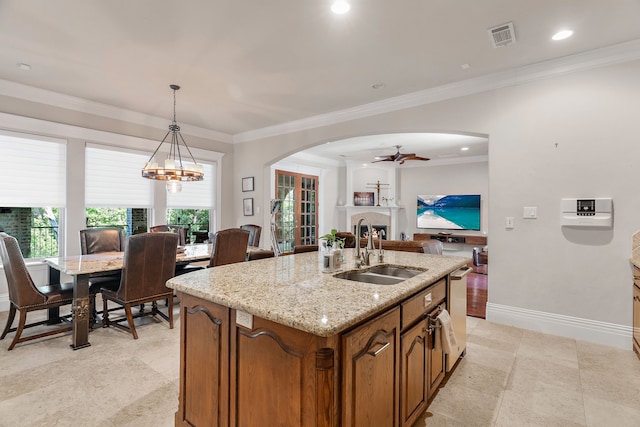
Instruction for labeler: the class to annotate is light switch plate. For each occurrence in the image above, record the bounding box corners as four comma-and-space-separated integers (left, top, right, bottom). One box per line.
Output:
506, 217, 514, 229
236, 310, 253, 329
523, 207, 537, 219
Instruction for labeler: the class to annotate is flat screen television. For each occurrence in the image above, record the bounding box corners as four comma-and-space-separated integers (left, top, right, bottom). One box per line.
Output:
417, 194, 481, 231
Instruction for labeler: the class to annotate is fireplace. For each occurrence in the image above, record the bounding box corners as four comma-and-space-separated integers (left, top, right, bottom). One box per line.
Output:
354, 225, 388, 240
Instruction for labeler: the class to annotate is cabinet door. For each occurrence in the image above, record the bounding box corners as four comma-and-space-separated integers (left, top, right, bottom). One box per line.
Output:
400, 320, 428, 427
634, 284, 640, 351
176, 293, 230, 427
342, 307, 400, 427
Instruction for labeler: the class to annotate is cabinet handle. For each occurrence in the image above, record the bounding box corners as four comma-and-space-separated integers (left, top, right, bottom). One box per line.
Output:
367, 342, 390, 357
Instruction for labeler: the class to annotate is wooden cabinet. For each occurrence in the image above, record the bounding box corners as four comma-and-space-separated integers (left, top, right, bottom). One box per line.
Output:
399, 279, 446, 427
175, 277, 458, 426
633, 268, 640, 358
400, 319, 427, 426
414, 233, 487, 246
342, 307, 400, 427
175, 293, 230, 427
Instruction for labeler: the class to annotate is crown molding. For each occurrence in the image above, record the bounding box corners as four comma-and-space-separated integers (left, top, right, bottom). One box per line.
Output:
234, 39, 640, 143
0, 79, 234, 144
2, 39, 639, 146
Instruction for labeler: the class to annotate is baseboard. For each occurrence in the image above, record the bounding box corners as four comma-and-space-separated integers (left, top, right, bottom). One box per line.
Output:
486, 302, 632, 350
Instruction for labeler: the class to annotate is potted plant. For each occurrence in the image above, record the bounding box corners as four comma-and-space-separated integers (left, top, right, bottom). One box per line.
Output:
319, 229, 345, 250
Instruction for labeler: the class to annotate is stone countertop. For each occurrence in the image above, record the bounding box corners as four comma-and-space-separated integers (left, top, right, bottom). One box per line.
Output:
167, 250, 469, 337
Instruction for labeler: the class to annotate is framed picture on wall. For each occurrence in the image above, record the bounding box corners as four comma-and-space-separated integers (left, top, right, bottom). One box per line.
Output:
354, 192, 375, 206
242, 176, 254, 192
243, 198, 254, 216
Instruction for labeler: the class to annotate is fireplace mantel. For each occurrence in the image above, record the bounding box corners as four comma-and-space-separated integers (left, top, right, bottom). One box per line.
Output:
338, 205, 403, 240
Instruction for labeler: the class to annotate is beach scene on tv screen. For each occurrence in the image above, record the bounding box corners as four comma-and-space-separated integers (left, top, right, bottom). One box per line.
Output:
417, 194, 481, 230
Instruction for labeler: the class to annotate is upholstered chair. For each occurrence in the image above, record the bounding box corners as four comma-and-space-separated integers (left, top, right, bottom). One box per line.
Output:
79, 227, 126, 327
151, 224, 202, 276
423, 240, 444, 255
293, 244, 318, 254
150, 224, 187, 246
101, 232, 178, 339
0, 232, 74, 350
247, 248, 275, 261
79, 227, 125, 254
240, 224, 262, 247
335, 232, 356, 248
208, 228, 250, 267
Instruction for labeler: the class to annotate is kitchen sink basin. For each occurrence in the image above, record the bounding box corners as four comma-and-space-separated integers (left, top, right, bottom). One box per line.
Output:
334, 264, 427, 285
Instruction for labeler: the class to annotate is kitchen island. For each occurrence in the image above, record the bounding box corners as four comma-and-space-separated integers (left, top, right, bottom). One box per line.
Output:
167, 250, 468, 427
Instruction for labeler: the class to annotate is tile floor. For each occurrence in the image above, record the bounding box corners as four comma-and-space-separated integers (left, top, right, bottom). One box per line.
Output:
1, 308, 639, 426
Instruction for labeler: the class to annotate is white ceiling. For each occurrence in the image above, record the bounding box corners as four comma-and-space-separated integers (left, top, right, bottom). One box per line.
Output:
1, 0, 640, 163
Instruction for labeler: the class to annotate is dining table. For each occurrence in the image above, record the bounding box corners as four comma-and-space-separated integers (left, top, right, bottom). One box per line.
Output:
44, 243, 212, 350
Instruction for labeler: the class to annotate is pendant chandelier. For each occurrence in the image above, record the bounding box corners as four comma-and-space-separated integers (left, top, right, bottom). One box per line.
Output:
142, 84, 204, 193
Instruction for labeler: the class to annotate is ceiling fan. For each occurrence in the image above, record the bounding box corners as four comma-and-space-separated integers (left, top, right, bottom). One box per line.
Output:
372, 145, 430, 165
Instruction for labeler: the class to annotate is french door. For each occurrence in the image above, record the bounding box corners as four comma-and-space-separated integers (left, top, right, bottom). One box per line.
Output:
275, 170, 318, 254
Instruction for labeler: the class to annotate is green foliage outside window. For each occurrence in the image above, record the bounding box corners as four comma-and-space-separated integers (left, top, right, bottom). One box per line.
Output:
30, 207, 59, 258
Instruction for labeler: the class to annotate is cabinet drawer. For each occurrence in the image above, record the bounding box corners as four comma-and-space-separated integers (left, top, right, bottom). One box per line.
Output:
402, 279, 446, 328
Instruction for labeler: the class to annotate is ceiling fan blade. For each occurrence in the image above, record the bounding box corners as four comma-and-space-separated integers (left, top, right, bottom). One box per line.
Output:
372, 157, 394, 163
407, 155, 430, 161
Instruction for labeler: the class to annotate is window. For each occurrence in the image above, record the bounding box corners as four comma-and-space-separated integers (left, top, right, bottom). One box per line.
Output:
166, 162, 216, 243
0, 131, 66, 258
85, 144, 151, 234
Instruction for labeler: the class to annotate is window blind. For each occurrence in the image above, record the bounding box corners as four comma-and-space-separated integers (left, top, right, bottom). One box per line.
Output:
0, 132, 66, 207
167, 162, 216, 209
85, 145, 152, 208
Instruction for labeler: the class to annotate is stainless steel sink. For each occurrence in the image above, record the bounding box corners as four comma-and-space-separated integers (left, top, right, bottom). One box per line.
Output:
334, 264, 427, 285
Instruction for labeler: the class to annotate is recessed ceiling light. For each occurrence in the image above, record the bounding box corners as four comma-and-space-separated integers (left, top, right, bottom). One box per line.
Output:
460, 63, 470, 70
331, 0, 350, 14
552, 30, 573, 41
17, 63, 31, 71
461, 147, 469, 151
371, 83, 385, 90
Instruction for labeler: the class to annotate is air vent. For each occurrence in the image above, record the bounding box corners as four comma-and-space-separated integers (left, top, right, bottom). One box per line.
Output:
488, 22, 516, 48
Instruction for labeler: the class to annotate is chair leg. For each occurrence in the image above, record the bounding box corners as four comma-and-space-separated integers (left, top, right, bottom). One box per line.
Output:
102, 297, 110, 328
1, 305, 16, 340
8, 310, 27, 351
124, 304, 138, 339
89, 294, 97, 330
168, 296, 174, 329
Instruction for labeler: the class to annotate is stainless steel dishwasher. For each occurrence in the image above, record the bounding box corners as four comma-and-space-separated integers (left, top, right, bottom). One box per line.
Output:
446, 266, 472, 371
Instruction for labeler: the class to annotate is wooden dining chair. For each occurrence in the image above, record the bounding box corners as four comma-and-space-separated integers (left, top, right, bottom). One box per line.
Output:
208, 228, 250, 267
0, 232, 74, 350
100, 232, 178, 339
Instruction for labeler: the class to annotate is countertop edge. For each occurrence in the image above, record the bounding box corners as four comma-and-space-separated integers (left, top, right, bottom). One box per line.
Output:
169, 252, 469, 337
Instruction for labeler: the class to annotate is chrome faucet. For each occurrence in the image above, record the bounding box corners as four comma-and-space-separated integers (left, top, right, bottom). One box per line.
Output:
378, 229, 385, 263
355, 217, 374, 268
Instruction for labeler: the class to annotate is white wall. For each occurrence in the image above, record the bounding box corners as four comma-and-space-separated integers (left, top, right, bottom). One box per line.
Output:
233, 59, 640, 349
399, 161, 489, 238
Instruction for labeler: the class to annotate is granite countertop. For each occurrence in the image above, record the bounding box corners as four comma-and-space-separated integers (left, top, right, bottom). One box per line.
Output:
167, 250, 469, 337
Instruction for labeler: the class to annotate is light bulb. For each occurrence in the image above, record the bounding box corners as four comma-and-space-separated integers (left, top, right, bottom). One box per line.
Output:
166, 181, 182, 193
331, 0, 350, 14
